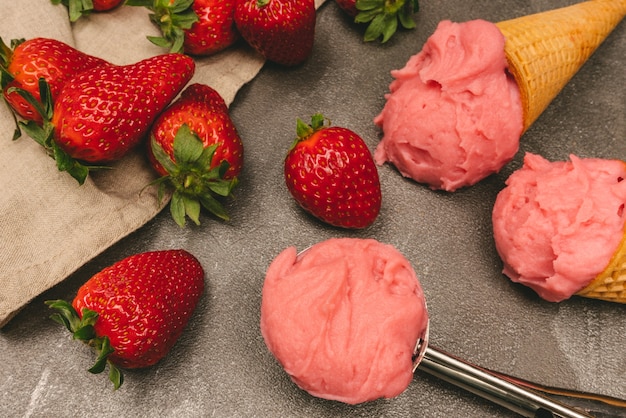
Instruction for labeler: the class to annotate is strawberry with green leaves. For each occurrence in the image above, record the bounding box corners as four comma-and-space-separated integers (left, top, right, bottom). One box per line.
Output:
335, 0, 419, 42
51, 0, 125, 22
46, 249, 204, 389
0, 37, 110, 128
234, 0, 316, 66
18, 53, 195, 184
284, 113, 382, 229
148, 83, 244, 227
128, 0, 239, 56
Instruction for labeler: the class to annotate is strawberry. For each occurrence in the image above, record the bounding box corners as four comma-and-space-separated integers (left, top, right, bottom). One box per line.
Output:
46, 249, 204, 389
127, 0, 239, 56
148, 83, 243, 227
52, 53, 195, 162
234, 0, 316, 66
334, 0, 419, 43
284, 113, 382, 229
18, 53, 195, 184
335, 0, 359, 16
0, 37, 110, 126
51, 0, 125, 22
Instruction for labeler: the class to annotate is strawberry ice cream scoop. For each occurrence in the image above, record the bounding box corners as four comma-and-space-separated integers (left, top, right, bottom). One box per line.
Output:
492, 153, 626, 302
374, 19, 523, 192
260, 238, 429, 404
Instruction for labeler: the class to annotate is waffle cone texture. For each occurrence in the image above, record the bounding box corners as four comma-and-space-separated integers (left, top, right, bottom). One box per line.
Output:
576, 225, 626, 303
495, 0, 626, 131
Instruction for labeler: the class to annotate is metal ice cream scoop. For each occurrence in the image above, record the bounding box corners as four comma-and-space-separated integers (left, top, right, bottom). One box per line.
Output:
412, 323, 626, 417
290, 244, 625, 417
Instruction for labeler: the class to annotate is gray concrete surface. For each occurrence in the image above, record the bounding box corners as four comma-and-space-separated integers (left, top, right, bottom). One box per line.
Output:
1, 1, 625, 417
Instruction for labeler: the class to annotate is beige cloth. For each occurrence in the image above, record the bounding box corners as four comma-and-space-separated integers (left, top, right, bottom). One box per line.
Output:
0, 0, 325, 327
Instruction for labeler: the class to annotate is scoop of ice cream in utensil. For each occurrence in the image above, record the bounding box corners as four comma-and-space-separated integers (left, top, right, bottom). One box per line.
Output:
261, 238, 622, 417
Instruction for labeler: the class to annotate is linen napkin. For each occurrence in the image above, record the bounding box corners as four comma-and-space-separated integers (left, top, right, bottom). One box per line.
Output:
0, 0, 326, 327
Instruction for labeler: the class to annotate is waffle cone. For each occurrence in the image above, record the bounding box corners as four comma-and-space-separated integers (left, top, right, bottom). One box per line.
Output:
576, 227, 626, 303
495, 0, 626, 131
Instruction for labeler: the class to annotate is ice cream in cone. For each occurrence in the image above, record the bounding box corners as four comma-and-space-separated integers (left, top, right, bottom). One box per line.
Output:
374, 1, 625, 192
496, 0, 626, 131
492, 153, 626, 304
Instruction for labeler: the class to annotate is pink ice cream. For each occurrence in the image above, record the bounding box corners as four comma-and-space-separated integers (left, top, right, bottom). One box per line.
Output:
492, 153, 626, 302
260, 238, 429, 404
374, 19, 523, 192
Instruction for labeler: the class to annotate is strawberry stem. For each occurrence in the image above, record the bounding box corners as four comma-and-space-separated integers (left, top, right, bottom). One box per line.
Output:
7, 78, 94, 184
127, 0, 198, 53
51, 0, 96, 22
291, 113, 328, 150
45, 299, 124, 390
149, 124, 238, 227
355, 0, 419, 43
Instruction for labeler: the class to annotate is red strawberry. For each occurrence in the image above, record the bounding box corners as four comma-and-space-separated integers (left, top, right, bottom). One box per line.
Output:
16, 53, 194, 184
184, 0, 240, 55
335, 0, 359, 16
284, 113, 382, 229
148, 83, 244, 227
52, 0, 125, 22
91, 0, 125, 11
128, 0, 239, 56
334, 0, 419, 43
0, 37, 110, 125
52, 53, 194, 162
234, 0, 316, 66
46, 249, 204, 389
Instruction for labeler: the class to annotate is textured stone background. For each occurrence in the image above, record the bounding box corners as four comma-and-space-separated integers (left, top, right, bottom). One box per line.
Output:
1, 0, 624, 417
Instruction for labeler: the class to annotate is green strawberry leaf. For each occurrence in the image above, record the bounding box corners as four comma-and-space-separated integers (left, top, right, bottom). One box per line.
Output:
88, 336, 114, 374
6, 86, 48, 123
381, 14, 399, 43
199, 194, 229, 221
51, 141, 90, 185
128, 0, 198, 53
197, 144, 218, 171
183, 194, 201, 225
356, 0, 382, 12
167, 0, 195, 14
173, 124, 204, 165
354, 9, 380, 24
146, 35, 174, 49
207, 178, 236, 197
8, 80, 92, 184
124, 0, 154, 7
364, 13, 397, 43
170, 191, 187, 227
150, 124, 238, 227
355, 0, 419, 43
73, 323, 96, 341
19, 120, 51, 149
293, 113, 328, 149
169, 30, 186, 55
109, 362, 123, 390
51, 0, 96, 22
150, 136, 178, 175
398, 11, 416, 30
45, 299, 82, 332
215, 160, 231, 183
46, 301, 124, 390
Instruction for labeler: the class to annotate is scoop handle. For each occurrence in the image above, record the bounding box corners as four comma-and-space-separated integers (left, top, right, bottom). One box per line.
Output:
418, 346, 593, 418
